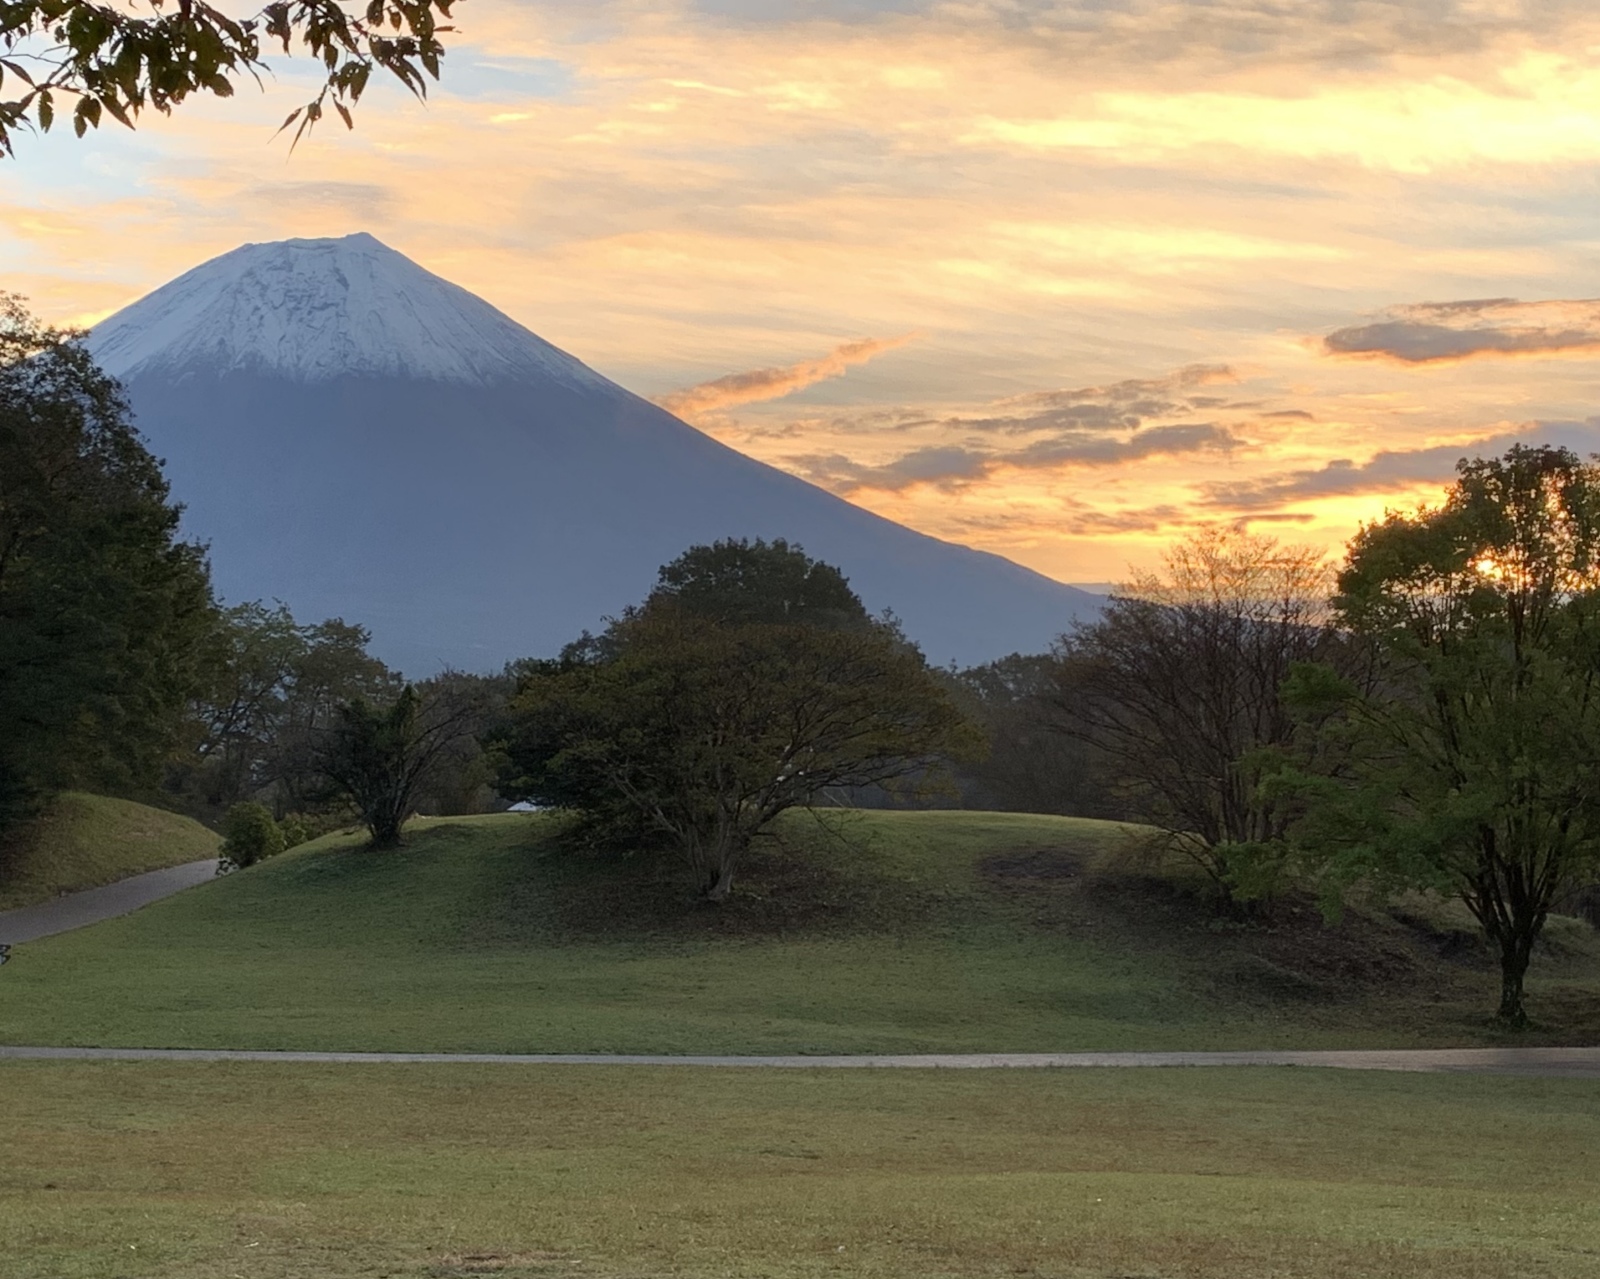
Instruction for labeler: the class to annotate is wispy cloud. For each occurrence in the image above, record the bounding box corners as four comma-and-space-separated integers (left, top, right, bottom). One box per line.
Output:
657, 335, 914, 416
971, 365, 1237, 434
252, 181, 394, 220
1202, 422, 1600, 510
1323, 299, 1600, 365
22, 0, 1600, 586
754, 362, 1293, 504
795, 420, 1239, 494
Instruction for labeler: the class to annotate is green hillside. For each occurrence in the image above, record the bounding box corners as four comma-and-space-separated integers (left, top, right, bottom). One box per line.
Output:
1, 809, 1596, 1052
0, 793, 219, 911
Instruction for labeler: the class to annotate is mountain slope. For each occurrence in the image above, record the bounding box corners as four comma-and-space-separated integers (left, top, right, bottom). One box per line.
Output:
90, 234, 1100, 673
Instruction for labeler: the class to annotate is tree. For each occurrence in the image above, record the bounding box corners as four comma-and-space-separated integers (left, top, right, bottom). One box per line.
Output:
315, 679, 487, 849
652, 537, 873, 631
1048, 529, 1352, 900
1, 0, 455, 155
0, 296, 213, 830
950, 654, 1121, 819
495, 546, 980, 901
1285, 445, 1600, 1026
170, 601, 398, 820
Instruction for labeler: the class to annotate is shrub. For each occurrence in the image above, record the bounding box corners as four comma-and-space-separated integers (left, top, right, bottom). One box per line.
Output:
219, 801, 286, 870
277, 814, 311, 849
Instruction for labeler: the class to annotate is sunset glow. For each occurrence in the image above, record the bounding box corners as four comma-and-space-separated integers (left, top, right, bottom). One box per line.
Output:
11, 0, 1600, 585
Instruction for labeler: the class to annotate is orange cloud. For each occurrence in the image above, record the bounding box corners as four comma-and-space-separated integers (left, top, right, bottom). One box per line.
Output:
657, 335, 914, 417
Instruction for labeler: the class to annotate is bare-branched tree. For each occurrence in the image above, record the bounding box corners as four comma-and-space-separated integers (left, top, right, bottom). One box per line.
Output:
1048, 528, 1360, 900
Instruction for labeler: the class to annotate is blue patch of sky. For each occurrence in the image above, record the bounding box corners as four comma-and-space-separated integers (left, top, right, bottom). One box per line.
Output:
435, 52, 579, 103
248, 50, 575, 101
5, 124, 171, 212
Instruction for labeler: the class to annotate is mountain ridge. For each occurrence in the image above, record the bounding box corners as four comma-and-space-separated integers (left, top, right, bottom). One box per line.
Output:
88, 234, 1101, 673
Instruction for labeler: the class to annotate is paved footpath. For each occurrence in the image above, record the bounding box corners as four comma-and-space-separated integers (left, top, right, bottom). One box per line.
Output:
0, 860, 216, 945
2, 1045, 1597, 1076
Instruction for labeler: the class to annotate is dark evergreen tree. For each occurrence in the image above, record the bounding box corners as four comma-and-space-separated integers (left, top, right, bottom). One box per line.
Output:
0, 297, 213, 830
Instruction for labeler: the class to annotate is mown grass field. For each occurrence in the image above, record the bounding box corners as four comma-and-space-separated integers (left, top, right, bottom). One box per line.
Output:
3, 1060, 1597, 1279
2, 810, 1596, 1051
0, 792, 219, 911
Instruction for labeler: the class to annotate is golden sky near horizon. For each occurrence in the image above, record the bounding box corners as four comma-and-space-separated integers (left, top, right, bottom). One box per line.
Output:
10, 0, 1600, 585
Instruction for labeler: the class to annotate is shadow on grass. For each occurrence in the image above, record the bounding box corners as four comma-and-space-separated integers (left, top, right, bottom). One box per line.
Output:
451, 812, 979, 949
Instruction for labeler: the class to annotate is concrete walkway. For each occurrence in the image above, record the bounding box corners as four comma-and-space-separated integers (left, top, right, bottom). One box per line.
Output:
2, 1045, 1597, 1076
0, 860, 216, 945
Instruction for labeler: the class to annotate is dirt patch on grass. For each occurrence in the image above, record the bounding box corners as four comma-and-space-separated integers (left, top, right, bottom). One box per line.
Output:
428, 1252, 578, 1276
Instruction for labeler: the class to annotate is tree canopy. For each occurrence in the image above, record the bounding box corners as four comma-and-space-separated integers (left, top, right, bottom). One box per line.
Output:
0, 297, 213, 828
1285, 444, 1600, 1025
648, 537, 873, 632
0, 0, 455, 154
495, 543, 979, 900
169, 600, 399, 820
316, 677, 491, 849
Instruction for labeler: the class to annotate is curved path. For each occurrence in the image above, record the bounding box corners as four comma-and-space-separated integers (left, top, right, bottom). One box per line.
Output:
0, 859, 216, 946
2, 1045, 1597, 1076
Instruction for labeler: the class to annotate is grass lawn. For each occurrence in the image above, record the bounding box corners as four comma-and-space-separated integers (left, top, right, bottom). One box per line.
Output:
0, 792, 219, 911
1, 810, 1596, 1052
2, 1060, 1597, 1279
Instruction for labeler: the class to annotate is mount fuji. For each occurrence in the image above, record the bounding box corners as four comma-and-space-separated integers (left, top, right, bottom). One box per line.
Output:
89, 233, 1101, 674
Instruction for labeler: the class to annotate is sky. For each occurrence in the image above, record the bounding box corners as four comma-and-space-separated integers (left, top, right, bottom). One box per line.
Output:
10, 0, 1600, 586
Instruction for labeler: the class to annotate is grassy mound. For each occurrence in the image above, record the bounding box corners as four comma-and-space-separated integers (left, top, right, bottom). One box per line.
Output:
0, 793, 219, 911
4, 1061, 1597, 1279
0, 810, 1596, 1052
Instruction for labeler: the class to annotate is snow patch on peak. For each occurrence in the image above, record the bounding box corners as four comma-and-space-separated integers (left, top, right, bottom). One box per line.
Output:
88, 233, 615, 392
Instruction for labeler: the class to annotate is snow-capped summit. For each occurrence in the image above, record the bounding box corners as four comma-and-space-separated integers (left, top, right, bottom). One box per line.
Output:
89, 232, 609, 391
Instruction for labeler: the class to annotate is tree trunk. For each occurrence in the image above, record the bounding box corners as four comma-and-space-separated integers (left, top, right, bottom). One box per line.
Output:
1497, 934, 1533, 1028
689, 828, 741, 902
701, 859, 736, 902
367, 799, 405, 850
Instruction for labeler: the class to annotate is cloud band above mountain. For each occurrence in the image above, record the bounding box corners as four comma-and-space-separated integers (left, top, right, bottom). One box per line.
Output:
1324, 299, 1600, 364
786, 365, 1247, 494
658, 335, 913, 416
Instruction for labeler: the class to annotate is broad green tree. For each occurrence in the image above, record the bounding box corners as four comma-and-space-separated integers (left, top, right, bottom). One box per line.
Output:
652, 537, 873, 631
496, 544, 979, 901
1, 0, 456, 154
0, 297, 212, 829
1288, 445, 1600, 1025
